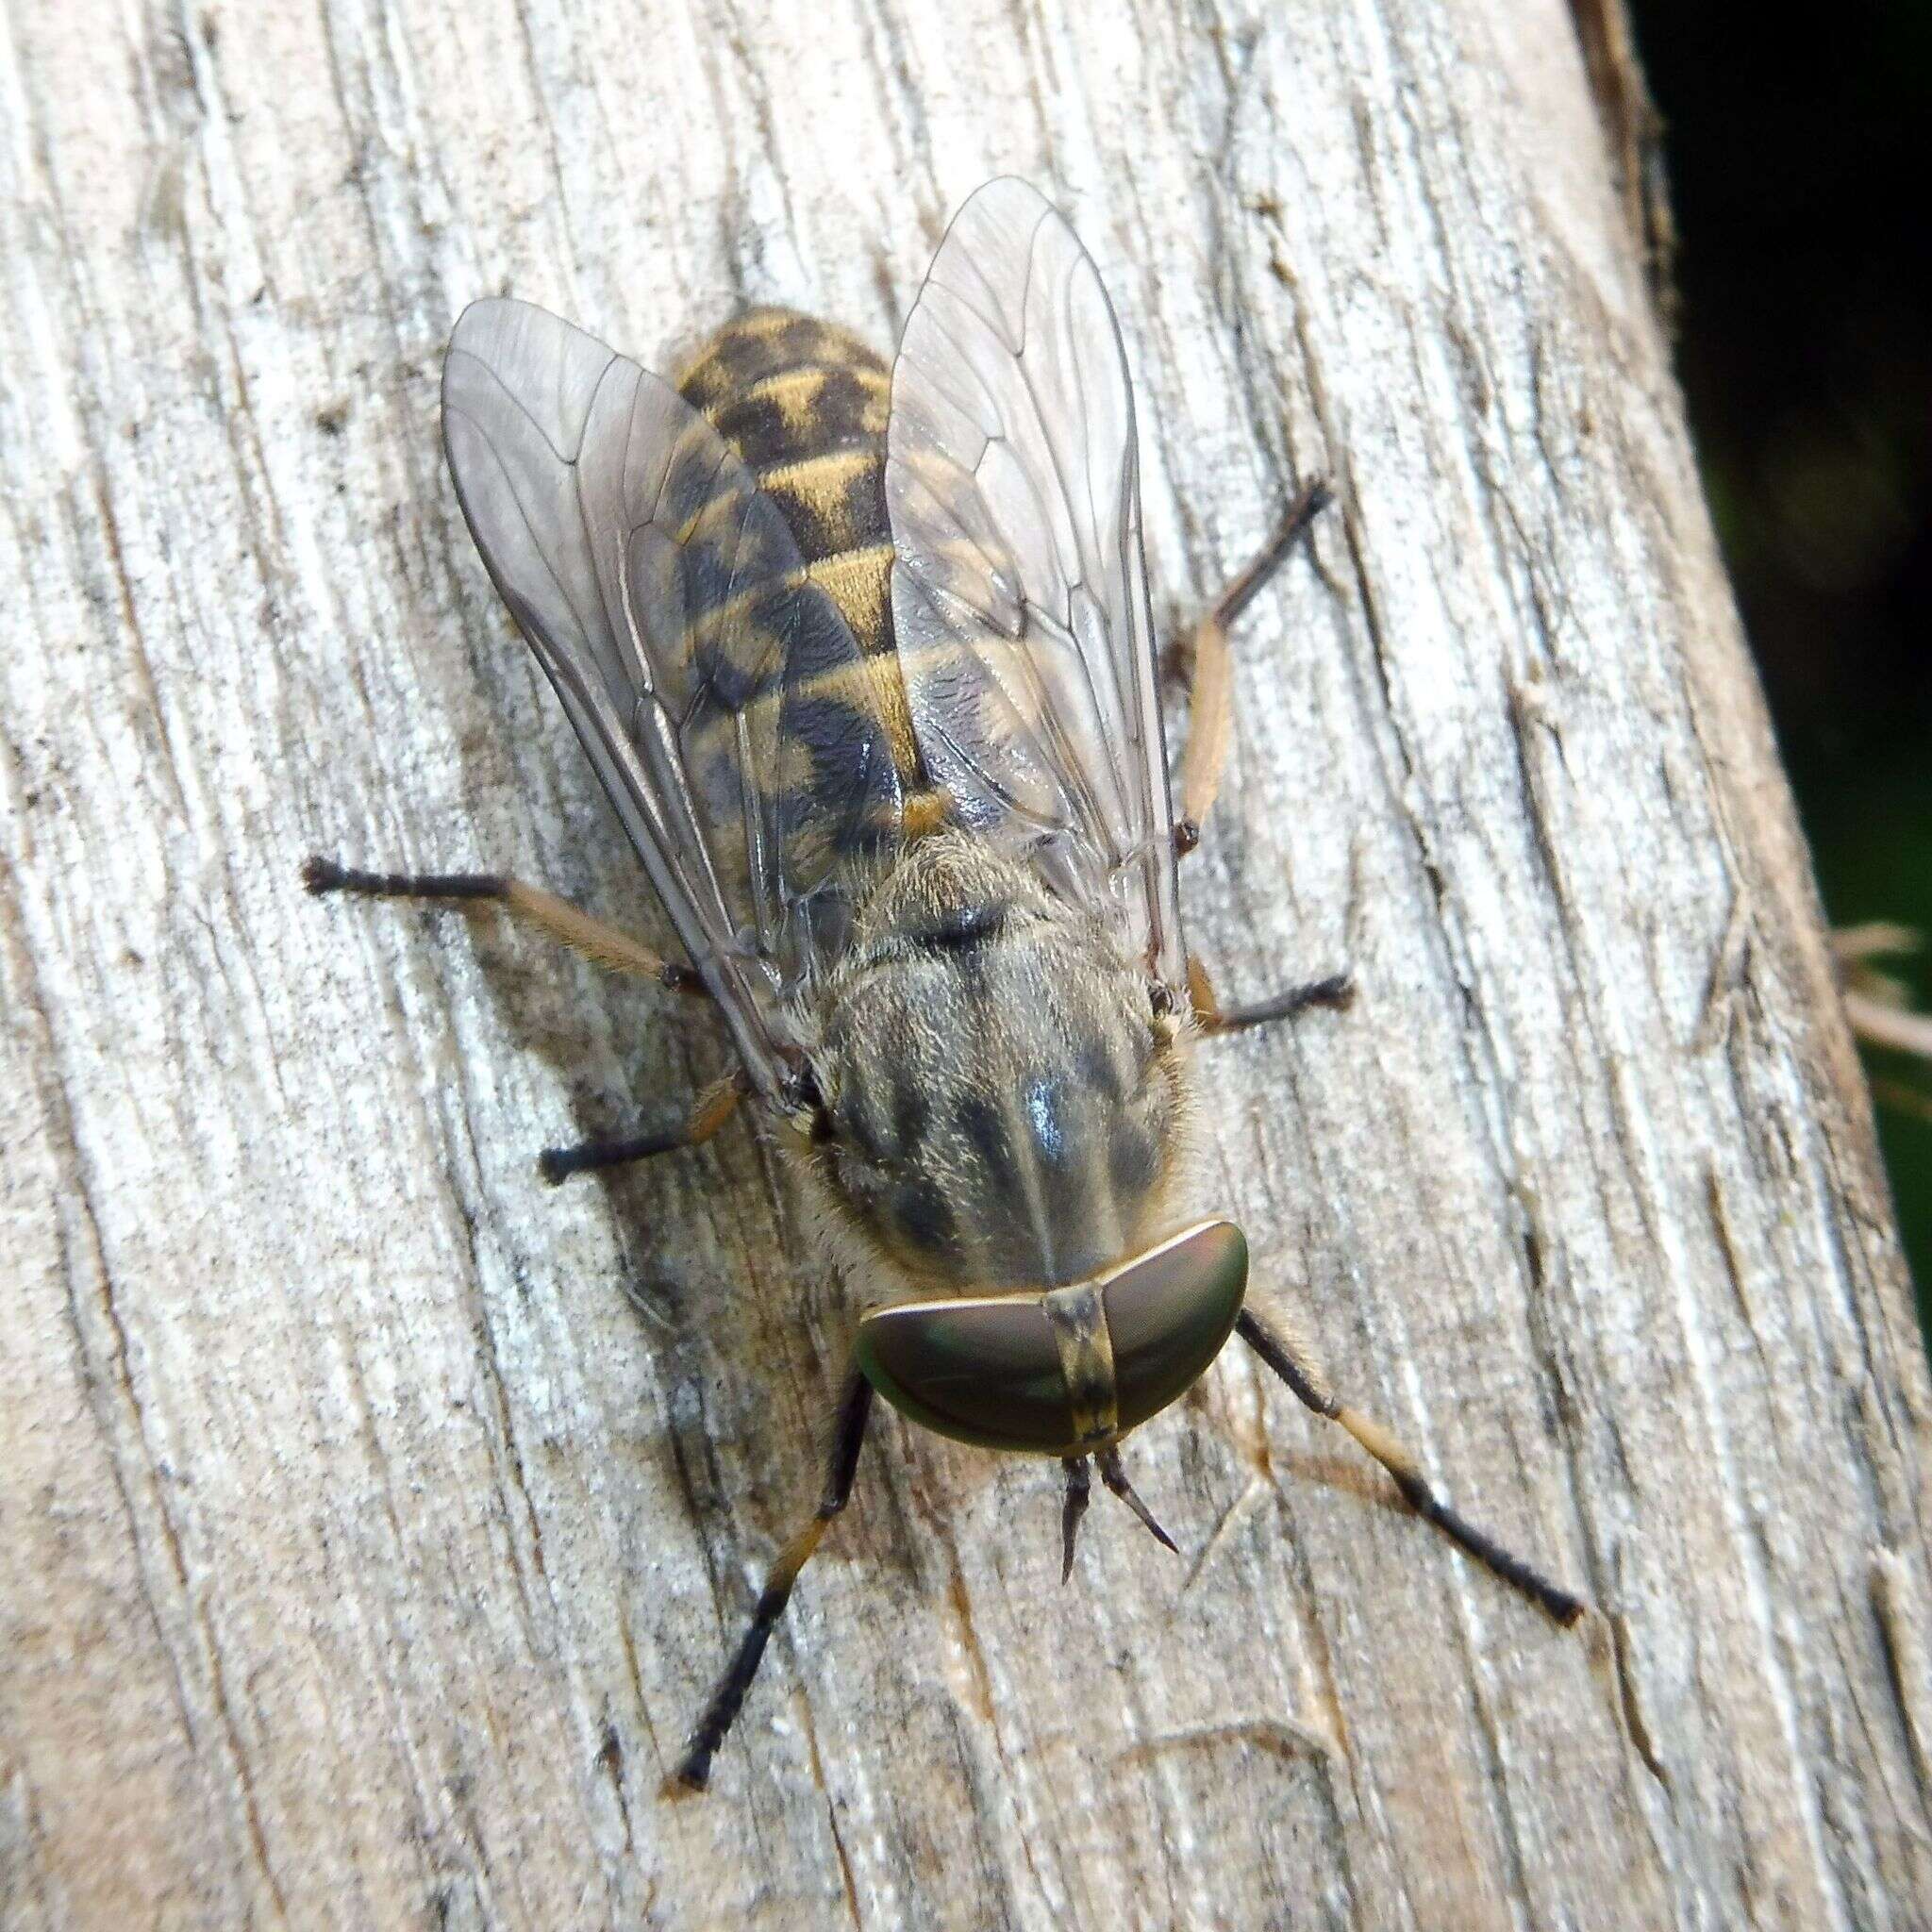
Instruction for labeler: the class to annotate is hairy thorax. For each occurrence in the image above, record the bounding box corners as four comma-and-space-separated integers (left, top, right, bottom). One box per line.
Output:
791, 833, 1198, 1304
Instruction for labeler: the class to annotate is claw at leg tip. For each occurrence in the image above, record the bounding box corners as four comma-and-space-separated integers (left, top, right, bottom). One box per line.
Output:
1059, 1456, 1091, 1584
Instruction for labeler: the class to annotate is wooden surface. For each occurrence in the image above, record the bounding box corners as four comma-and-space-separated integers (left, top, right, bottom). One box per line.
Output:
4, 2, 1928, 1927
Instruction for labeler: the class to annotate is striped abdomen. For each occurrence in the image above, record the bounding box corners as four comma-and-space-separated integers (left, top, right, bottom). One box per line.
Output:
673, 310, 928, 937
679, 308, 898, 659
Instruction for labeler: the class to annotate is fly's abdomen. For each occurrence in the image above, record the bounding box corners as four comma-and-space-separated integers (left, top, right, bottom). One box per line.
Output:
675, 309, 924, 892
680, 311, 899, 661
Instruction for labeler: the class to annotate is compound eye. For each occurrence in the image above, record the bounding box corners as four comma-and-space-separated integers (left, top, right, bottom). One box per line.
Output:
1103, 1220, 1248, 1434
856, 1295, 1076, 1454
855, 1223, 1249, 1455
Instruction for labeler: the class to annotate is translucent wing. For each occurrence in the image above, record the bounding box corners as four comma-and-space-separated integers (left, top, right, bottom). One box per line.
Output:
886, 178, 1185, 988
442, 298, 902, 1100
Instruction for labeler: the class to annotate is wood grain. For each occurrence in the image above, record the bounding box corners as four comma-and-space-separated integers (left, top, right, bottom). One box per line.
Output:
4, 1, 1927, 1926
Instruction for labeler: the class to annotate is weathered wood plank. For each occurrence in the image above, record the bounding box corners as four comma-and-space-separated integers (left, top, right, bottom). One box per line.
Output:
3, 1, 1927, 1926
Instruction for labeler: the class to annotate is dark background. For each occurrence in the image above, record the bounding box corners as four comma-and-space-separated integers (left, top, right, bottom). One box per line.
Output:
1629, 0, 1931, 1323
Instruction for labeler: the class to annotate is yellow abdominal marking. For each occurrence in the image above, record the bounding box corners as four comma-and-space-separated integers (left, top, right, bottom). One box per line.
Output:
681, 542, 890, 652
681, 545, 919, 777
758, 446, 878, 501
732, 308, 806, 343
739, 363, 891, 436
683, 632, 916, 773
804, 543, 893, 639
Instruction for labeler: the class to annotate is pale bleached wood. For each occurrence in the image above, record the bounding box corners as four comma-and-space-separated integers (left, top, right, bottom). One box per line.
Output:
3, 2, 1928, 1928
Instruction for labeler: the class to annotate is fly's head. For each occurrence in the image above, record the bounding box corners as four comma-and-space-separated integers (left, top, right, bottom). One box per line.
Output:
789, 834, 1246, 1458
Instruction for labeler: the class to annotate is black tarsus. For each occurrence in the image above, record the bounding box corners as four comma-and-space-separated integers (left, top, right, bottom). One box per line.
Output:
1209, 972, 1355, 1034
302, 852, 704, 994
1213, 478, 1334, 632
669, 1369, 875, 1794
1388, 1470, 1588, 1627
543, 1074, 747, 1183
307, 850, 727, 1184
1233, 1307, 1587, 1627
304, 855, 505, 901
539, 1125, 696, 1184
1162, 478, 1335, 691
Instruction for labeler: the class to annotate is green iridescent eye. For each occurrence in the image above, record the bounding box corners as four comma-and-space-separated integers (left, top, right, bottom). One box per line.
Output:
854, 1221, 1249, 1455
855, 1292, 1075, 1453
1104, 1221, 1248, 1433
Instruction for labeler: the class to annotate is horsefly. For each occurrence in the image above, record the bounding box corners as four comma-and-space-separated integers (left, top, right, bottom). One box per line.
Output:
308, 178, 1585, 1790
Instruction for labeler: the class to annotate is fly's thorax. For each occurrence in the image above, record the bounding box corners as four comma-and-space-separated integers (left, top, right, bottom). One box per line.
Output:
791, 834, 1198, 1301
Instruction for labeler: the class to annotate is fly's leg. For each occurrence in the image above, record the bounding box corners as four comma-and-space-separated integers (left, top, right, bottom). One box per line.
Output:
1234, 1304, 1587, 1626
1189, 957, 1353, 1036
540, 1074, 745, 1185
1167, 490, 1349, 1036
1059, 1457, 1091, 1584
1170, 479, 1333, 856
1097, 1444, 1178, 1554
303, 856, 706, 995
307, 856, 730, 1178
669, 1365, 875, 1795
